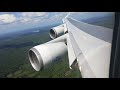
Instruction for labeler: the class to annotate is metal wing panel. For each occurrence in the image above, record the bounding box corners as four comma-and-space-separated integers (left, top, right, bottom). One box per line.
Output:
69, 31, 96, 78
66, 17, 113, 43
64, 17, 112, 78
66, 35, 76, 69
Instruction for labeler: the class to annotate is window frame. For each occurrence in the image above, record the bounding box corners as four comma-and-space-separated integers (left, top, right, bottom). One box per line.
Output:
109, 12, 120, 78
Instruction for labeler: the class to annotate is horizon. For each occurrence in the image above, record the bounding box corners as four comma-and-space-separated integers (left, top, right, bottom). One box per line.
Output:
0, 12, 114, 36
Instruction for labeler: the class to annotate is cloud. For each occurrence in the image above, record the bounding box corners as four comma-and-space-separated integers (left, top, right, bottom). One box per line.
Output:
18, 12, 48, 23
0, 12, 68, 33
0, 14, 16, 24
21, 12, 47, 18
19, 17, 32, 22
0, 12, 67, 25
36, 12, 68, 24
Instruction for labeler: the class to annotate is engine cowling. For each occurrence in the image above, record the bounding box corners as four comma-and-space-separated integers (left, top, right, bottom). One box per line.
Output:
28, 41, 67, 71
49, 24, 65, 39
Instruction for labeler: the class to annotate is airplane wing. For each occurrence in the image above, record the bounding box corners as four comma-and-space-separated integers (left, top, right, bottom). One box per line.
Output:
64, 17, 113, 78
28, 12, 114, 78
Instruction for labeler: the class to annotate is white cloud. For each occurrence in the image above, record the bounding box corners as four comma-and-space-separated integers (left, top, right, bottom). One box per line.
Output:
19, 17, 32, 22
53, 13, 67, 19
47, 12, 67, 23
0, 12, 68, 28
21, 12, 47, 18
18, 12, 48, 23
29, 12, 68, 26
0, 14, 16, 24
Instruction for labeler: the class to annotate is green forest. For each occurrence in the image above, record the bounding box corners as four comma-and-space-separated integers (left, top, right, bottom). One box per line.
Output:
0, 30, 81, 78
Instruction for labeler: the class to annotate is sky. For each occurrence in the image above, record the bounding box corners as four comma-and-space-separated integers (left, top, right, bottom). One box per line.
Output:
0, 12, 69, 35
0, 12, 114, 35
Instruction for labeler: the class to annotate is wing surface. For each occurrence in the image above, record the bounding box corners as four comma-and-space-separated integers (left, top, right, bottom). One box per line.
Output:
64, 17, 113, 78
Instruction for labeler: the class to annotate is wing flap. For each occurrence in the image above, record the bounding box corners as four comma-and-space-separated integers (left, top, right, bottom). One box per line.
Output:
66, 35, 76, 69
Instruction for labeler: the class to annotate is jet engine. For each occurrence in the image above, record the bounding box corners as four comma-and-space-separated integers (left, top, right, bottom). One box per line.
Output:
49, 24, 66, 39
28, 34, 68, 71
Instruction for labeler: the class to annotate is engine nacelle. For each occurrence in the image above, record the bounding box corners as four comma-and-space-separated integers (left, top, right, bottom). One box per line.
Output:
28, 42, 67, 71
49, 24, 65, 39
